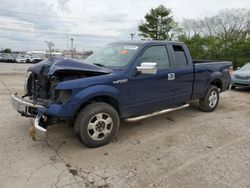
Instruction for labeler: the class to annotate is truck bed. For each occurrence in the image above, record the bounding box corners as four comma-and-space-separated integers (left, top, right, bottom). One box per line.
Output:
192, 60, 232, 100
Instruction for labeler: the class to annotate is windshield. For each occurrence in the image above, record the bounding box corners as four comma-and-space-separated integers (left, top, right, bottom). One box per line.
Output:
86, 44, 140, 68
240, 63, 250, 71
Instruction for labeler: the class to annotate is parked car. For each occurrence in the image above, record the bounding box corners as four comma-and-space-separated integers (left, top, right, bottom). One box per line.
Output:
15, 55, 27, 63
25, 56, 43, 63
23, 55, 33, 63
11, 41, 232, 148
231, 63, 250, 89
5, 53, 15, 63
31, 56, 43, 63
0, 53, 4, 62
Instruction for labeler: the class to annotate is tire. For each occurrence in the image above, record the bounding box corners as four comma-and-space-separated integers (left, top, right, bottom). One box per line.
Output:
75, 102, 120, 148
199, 85, 220, 112
231, 85, 236, 89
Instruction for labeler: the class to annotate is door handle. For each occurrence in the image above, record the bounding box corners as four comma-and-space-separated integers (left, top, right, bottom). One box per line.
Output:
168, 73, 175, 80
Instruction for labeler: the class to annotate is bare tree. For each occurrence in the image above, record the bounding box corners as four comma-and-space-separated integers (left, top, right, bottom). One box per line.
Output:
44, 41, 55, 57
181, 8, 250, 42
180, 8, 250, 54
181, 19, 203, 38
201, 16, 217, 36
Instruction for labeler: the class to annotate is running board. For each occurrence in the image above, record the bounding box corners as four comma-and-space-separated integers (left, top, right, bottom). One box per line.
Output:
125, 104, 189, 122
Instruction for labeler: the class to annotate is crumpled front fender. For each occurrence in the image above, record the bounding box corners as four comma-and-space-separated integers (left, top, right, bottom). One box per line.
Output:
38, 85, 122, 118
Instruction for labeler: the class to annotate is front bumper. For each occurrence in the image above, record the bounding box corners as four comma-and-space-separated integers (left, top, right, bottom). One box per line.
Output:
11, 93, 44, 117
231, 78, 250, 88
11, 93, 47, 133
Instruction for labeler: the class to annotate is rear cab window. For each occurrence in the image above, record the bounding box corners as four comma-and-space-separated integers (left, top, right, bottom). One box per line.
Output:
172, 45, 188, 67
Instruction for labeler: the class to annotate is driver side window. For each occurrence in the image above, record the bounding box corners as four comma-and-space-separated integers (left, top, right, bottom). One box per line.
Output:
140, 46, 170, 69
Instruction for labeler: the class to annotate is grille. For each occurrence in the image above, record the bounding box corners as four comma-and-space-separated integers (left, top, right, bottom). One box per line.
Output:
234, 75, 250, 80
26, 72, 52, 100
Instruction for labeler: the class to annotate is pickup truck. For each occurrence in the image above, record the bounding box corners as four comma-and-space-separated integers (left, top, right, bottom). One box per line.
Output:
11, 41, 232, 148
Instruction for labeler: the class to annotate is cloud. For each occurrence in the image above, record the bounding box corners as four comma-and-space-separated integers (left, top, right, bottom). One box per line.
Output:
57, 0, 70, 11
0, 0, 249, 51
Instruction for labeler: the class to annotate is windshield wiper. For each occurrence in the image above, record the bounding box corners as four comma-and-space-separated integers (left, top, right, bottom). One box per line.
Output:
93, 63, 105, 67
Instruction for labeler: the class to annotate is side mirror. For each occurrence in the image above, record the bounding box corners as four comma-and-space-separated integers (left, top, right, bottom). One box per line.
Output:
136, 62, 157, 75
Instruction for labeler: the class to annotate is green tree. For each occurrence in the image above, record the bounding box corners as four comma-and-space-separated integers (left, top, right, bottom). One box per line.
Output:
3, 48, 11, 53
138, 5, 175, 40
179, 34, 219, 59
179, 8, 250, 67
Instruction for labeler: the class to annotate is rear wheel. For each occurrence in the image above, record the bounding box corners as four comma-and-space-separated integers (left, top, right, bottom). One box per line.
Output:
75, 102, 120, 148
199, 85, 220, 112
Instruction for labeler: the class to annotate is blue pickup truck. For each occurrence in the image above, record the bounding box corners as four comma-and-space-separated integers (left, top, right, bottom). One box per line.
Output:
11, 41, 232, 147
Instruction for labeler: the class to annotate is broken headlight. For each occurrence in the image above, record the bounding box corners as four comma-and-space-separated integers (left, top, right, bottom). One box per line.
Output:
24, 71, 32, 95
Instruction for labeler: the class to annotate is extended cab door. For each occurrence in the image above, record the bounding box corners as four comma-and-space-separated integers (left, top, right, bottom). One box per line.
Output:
128, 45, 177, 115
168, 44, 194, 104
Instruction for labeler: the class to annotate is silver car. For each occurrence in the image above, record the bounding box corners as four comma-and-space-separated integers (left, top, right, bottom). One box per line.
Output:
231, 63, 250, 89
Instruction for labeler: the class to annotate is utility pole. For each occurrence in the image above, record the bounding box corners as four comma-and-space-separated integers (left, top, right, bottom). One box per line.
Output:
70, 38, 74, 58
130, 33, 136, 41
66, 27, 69, 51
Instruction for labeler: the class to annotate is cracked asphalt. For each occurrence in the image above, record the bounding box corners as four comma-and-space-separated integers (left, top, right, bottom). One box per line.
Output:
0, 63, 249, 188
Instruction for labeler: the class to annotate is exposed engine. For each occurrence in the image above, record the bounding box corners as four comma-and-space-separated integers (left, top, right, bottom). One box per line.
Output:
23, 57, 112, 107
25, 70, 106, 105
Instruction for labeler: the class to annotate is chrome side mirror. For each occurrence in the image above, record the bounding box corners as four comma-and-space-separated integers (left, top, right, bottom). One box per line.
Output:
136, 62, 157, 75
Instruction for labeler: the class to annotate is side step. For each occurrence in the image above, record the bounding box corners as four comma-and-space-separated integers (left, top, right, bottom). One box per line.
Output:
125, 104, 189, 122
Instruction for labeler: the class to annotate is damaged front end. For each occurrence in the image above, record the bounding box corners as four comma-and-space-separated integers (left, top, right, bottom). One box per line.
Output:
11, 57, 112, 133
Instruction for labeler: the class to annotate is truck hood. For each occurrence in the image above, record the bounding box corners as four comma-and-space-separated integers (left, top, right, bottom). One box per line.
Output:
28, 57, 113, 76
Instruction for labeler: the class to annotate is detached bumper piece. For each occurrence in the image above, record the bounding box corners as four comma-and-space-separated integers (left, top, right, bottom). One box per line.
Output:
35, 113, 47, 132
11, 93, 48, 133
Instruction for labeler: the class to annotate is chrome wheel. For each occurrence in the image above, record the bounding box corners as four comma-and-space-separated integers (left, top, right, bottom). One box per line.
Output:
208, 91, 218, 108
87, 113, 113, 141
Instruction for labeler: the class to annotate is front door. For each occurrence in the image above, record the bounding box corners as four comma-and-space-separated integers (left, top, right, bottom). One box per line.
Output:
128, 45, 177, 116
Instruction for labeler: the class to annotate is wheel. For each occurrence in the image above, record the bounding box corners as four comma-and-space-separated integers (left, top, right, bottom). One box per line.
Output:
231, 85, 236, 89
75, 102, 120, 148
199, 85, 220, 112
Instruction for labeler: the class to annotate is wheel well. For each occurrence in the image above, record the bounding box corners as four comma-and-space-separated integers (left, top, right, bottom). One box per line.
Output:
74, 95, 120, 119
210, 79, 222, 90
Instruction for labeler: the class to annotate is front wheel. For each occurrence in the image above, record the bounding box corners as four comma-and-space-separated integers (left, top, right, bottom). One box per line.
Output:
75, 102, 120, 148
199, 85, 220, 112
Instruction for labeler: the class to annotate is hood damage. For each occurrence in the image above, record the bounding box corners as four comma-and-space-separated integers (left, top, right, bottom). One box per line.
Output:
25, 57, 112, 105
29, 57, 112, 76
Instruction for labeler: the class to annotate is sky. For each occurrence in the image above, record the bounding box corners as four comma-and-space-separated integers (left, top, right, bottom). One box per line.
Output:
0, 0, 249, 51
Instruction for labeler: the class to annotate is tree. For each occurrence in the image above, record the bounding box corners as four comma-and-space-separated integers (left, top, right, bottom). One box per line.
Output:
179, 8, 250, 66
138, 5, 175, 40
180, 9, 250, 42
3, 48, 11, 53
44, 41, 55, 57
